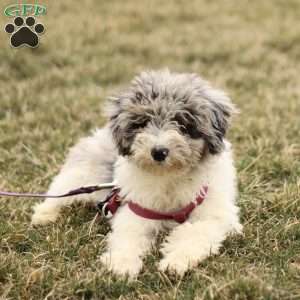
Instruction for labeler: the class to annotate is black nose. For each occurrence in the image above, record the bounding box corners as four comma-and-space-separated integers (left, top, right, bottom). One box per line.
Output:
151, 147, 169, 162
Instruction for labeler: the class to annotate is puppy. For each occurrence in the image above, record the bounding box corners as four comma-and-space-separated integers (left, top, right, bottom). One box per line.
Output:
32, 69, 242, 277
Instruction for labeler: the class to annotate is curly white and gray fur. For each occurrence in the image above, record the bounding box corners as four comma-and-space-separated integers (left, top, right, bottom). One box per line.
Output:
32, 69, 242, 277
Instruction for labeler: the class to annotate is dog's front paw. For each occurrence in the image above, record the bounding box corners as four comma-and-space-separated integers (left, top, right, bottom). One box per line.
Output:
158, 223, 210, 275
100, 251, 142, 279
159, 245, 209, 275
158, 249, 196, 275
159, 255, 189, 275
31, 203, 60, 225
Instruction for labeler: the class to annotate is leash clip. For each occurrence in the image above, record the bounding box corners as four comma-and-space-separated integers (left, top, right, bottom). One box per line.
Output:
97, 187, 121, 219
100, 202, 113, 218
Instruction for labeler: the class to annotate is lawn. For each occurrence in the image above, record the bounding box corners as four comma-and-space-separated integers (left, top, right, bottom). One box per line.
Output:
0, 0, 300, 299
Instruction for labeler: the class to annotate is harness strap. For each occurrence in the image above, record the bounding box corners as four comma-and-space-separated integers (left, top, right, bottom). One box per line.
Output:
128, 186, 208, 223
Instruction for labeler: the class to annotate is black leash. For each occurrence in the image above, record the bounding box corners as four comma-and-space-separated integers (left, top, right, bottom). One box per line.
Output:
0, 183, 115, 199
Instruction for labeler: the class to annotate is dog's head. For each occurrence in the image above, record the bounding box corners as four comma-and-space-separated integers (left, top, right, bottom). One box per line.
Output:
106, 70, 236, 174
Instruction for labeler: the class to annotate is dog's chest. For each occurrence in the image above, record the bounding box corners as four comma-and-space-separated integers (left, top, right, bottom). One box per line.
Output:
114, 157, 209, 212
117, 170, 204, 212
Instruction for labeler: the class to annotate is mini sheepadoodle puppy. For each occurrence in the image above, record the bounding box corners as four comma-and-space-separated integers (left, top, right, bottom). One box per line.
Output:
32, 69, 242, 277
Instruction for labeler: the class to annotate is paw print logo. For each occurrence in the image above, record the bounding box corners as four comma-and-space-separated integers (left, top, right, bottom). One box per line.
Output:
4, 16, 45, 48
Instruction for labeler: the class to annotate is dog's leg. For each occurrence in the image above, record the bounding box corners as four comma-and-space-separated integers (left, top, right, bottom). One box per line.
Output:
31, 127, 116, 225
100, 206, 159, 278
159, 215, 242, 275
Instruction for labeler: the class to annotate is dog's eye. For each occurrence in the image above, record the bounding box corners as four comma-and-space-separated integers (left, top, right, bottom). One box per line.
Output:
183, 124, 202, 139
129, 120, 149, 131
173, 115, 202, 139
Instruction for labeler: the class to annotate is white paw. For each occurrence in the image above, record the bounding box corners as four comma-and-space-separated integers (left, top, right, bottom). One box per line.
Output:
100, 251, 142, 278
158, 222, 223, 275
31, 203, 60, 225
159, 240, 218, 275
159, 238, 211, 275
159, 258, 187, 275
158, 245, 211, 275
158, 250, 194, 275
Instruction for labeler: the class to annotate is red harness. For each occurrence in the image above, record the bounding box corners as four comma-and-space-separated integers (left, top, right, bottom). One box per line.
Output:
99, 186, 208, 224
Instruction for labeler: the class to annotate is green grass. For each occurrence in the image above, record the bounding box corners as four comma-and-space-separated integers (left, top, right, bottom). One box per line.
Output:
0, 0, 300, 299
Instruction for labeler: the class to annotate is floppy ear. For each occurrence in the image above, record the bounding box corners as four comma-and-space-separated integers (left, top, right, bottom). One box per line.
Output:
104, 94, 133, 156
110, 114, 133, 156
202, 89, 237, 154
105, 90, 145, 156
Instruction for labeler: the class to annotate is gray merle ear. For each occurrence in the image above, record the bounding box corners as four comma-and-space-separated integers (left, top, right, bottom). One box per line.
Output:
107, 104, 135, 156
203, 91, 237, 154
109, 115, 132, 156
105, 91, 140, 156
